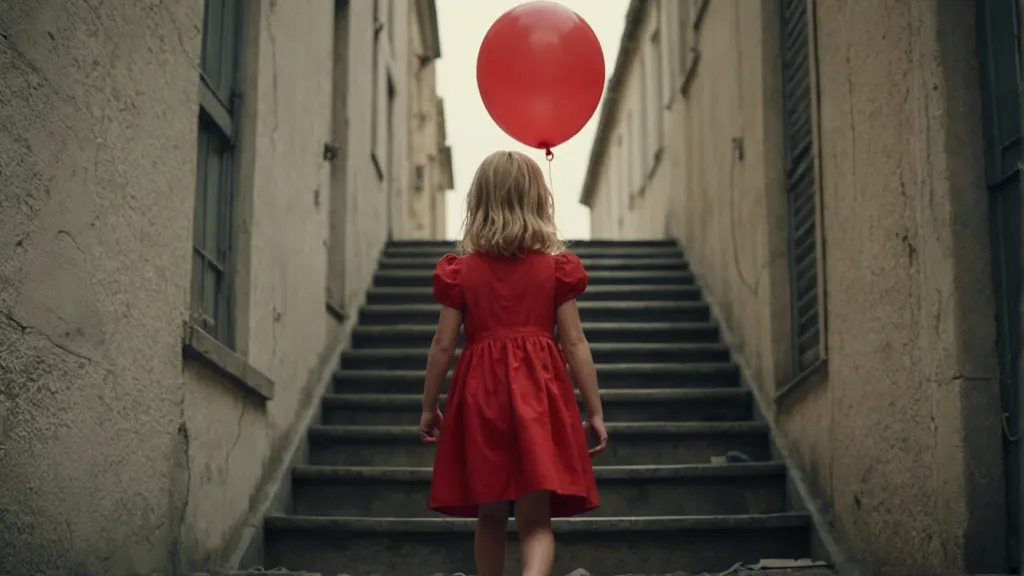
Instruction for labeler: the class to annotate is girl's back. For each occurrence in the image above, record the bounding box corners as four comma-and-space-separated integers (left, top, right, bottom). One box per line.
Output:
440, 251, 587, 342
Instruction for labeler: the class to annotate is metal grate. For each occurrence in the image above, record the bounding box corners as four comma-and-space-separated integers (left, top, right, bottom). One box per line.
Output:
191, 0, 243, 347
780, 0, 820, 374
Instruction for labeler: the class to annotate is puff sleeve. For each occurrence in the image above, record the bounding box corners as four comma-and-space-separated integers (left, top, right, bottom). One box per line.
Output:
432, 254, 464, 310
554, 251, 588, 307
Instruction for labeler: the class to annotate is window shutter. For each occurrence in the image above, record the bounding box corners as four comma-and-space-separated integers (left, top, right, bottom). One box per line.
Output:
780, 0, 820, 374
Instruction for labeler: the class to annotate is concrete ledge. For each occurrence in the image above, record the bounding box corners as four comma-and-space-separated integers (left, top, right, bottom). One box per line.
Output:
308, 421, 770, 439
322, 387, 750, 407
334, 361, 737, 381
773, 358, 828, 406
291, 462, 789, 482
264, 512, 811, 533
183, 323, 275, 401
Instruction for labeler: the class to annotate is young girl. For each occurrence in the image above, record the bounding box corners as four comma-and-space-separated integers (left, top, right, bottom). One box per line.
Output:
419, 150, 608, 576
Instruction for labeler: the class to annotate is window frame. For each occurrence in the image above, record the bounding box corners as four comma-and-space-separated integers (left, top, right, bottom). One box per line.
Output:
191, 0, 245, 349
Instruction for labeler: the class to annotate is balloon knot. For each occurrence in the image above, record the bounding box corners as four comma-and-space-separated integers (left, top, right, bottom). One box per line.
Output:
544, 148, 554, 161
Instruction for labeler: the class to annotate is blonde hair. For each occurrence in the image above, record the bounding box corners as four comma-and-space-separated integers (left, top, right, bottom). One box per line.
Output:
459, 151, 564, 257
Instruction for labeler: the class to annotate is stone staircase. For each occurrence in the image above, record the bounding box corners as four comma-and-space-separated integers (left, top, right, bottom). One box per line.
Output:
260, 240, 832, 575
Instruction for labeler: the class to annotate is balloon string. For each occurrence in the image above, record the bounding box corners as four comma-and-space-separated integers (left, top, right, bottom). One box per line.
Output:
545, 148, 555, 195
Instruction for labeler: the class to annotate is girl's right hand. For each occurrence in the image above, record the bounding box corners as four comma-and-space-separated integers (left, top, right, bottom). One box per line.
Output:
584, 416, 608, 456
419, 408, 444, 444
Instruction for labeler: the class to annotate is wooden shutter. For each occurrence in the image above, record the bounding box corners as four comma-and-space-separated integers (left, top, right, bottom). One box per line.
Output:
780, 0, 821, 374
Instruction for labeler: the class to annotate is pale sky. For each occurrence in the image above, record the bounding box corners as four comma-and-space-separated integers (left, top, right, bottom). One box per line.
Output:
435, 0, 630, 241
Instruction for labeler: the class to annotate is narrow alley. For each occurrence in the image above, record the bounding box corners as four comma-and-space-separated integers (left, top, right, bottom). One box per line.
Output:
1, 1, 1022, 575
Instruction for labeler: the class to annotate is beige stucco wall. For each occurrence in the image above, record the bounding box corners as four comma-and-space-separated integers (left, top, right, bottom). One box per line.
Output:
403, 2, 452, 241
584, 1, 1006, 574
0, 0, 440, 573
405, 5, 438, 240
588, 2, 671, 241
181, 0, 337, 569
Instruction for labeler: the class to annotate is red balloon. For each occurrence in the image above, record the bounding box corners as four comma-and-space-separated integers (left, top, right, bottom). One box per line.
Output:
476, 1, 605, 151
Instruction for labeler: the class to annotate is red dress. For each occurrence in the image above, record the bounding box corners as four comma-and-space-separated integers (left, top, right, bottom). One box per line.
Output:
428, 250, 600, 518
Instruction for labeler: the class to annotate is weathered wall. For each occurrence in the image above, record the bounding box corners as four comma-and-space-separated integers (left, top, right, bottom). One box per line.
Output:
179, 0, 336, 568
0, 0, 426, 573
338, 0, 395, 306
587, 1, 670, 240
0, 1, 203, 573
584, 0, 1006, 573
780, 2, 1004, 573
403, 1, 450, 241
405, 3, 437, 240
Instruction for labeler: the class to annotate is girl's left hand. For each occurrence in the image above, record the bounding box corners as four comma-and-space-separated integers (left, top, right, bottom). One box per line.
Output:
419, 408, 444, 444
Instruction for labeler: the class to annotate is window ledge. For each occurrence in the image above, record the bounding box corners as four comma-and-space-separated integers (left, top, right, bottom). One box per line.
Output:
647, 146, 665, 182
326, 299, 346, 322
680, 49, 701, 98
371, 152, 384, 182
774, 357, 828, 406
183, 323, 275, 401
694, 0, 711, 31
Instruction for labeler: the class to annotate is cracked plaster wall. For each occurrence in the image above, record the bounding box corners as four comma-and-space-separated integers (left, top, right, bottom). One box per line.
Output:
0, 1, 203, 574
587, 1, 672, 241
404, 4, 448, 241
588, 1, 1005, 574
0, 0, 409, 574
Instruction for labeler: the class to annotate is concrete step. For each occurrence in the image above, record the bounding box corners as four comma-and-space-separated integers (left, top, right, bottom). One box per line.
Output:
321, 389, 753, 425
385, 239, 679, 249
377, 256, 689, 272
373, 269, 696, 288
341, 342, 732, 370
290, 462, 788, 518
332, 363, 740, 395
382, 245, 684, 260
358, 301, 711, 325
263, 514, 812, 575
306, 422, 771, 467
366, 283, 704, 305
350, 322, 721, 349
338, 343, 732, 371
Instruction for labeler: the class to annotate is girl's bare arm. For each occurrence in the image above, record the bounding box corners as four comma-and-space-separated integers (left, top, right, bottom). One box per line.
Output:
556, 300, 602, 420
422, 306, 462, 411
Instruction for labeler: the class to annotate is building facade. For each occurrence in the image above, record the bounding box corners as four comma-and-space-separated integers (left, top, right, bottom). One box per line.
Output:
581, 1, 1020, 574
0, 0, 452, 574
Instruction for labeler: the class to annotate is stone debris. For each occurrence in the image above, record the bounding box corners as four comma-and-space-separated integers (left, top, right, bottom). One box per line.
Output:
710, 450, 755, 465
181, 557, 832, 576
562, 558, 832, 576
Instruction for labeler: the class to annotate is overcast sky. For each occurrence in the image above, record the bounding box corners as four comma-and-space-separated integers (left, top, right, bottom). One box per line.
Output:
435, 0, 630, 241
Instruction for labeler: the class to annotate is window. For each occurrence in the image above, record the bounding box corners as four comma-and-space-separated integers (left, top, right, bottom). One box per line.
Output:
780, 0, 824, 375
693, 0, 711, 31
386, 73, 397, 190
371, 0, 385, 180
414, 165, 425, 192
613, 133, 626, 230
677, 0, 693, 90
387, 0, 396, 49
191, 0, 243, 348
658, 0, 677, 107
646, 21, 664, 165
637, 50, 650, 184
625, 110, 636, 198
326, 0, 351, 315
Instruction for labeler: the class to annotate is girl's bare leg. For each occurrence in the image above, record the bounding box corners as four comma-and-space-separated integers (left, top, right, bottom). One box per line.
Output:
476, 501, 509, 576
515, 490, 555, 576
